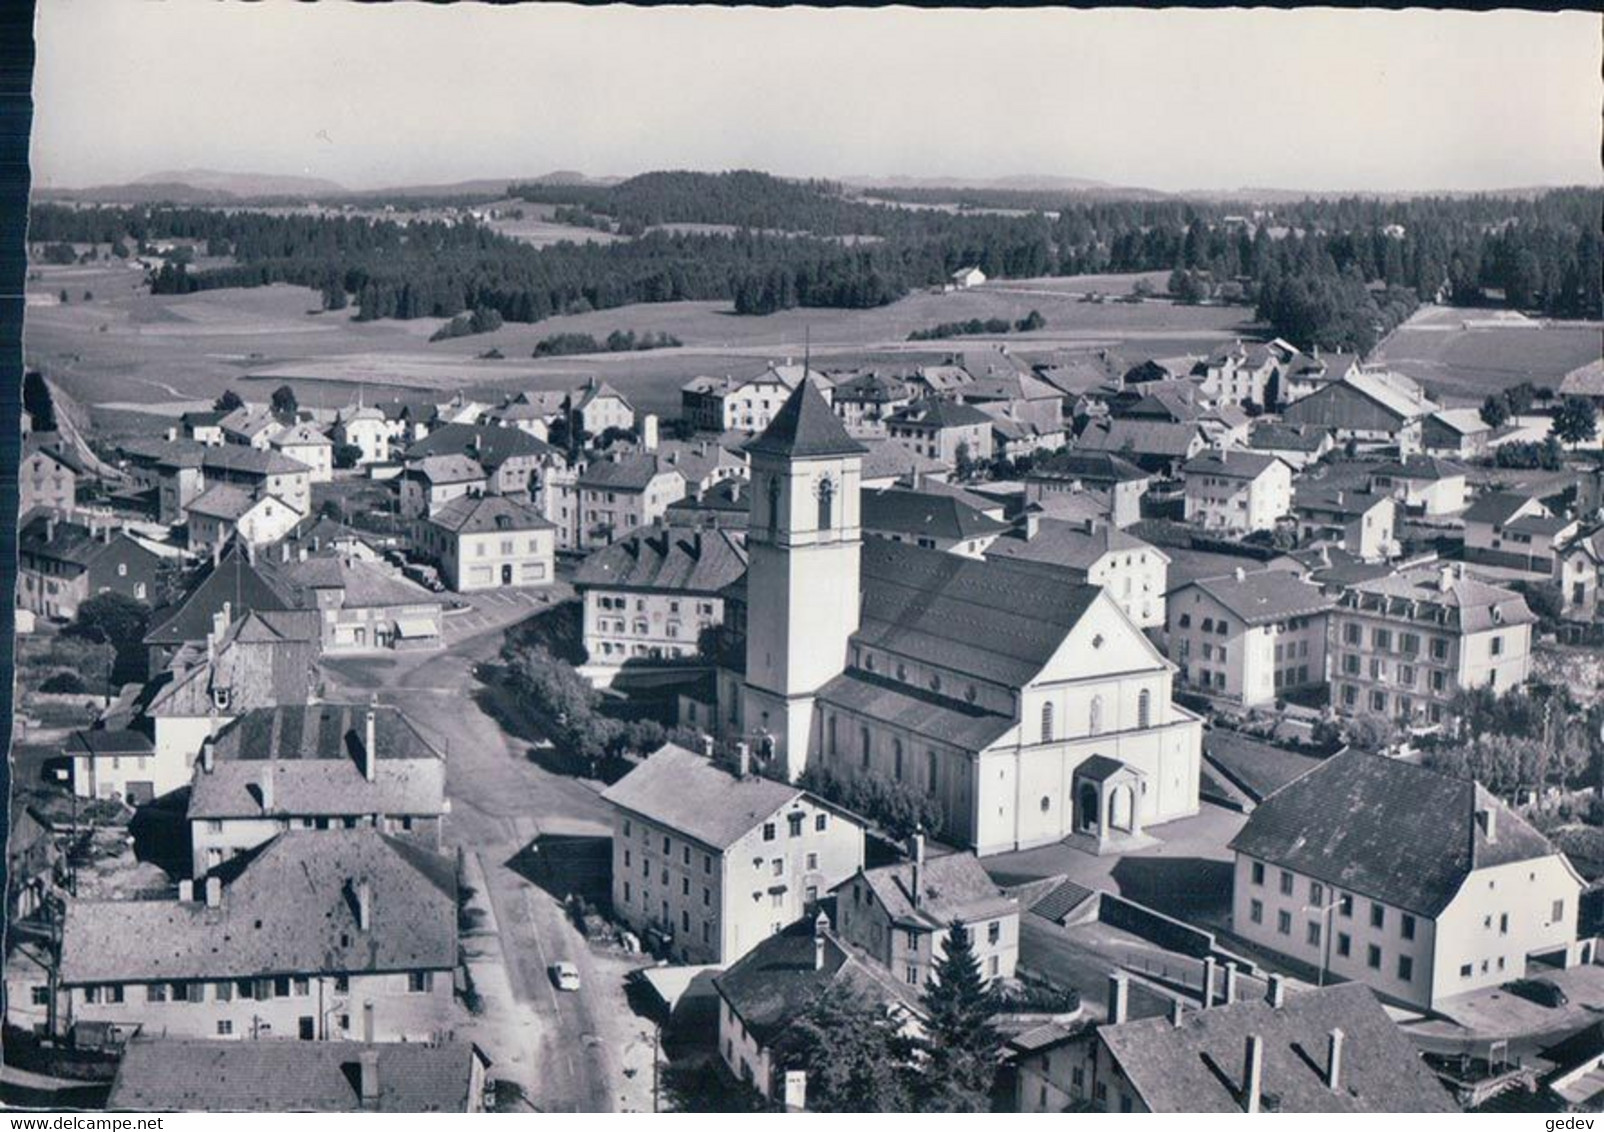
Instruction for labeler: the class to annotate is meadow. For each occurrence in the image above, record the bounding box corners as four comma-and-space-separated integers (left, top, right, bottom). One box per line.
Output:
1371, 305, 1602, 404
24, 260, 1255, 421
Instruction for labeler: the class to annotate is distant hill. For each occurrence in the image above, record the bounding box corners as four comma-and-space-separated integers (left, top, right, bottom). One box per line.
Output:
135, 168, 348, 197
33, 169, 622, 206
843, 173, 1122, 193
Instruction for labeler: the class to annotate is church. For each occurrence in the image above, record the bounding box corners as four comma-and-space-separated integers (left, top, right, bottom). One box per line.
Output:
704, 379, 1204, 857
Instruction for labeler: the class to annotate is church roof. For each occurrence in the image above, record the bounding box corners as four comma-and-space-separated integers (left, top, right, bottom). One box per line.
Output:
744, 379, 867, 460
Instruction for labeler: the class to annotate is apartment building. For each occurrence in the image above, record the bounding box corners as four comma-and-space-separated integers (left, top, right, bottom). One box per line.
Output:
1182, 451, 1292, 535
1166, 570, 1333, 707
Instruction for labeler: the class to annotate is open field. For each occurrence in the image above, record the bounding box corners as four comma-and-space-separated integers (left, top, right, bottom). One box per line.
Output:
25, 263, 1255, 419
1372, 304, 1602, 404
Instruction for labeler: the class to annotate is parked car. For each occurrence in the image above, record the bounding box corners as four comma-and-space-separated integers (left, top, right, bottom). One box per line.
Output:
550, 961, 581, 992
1505, 977, 1568, 1008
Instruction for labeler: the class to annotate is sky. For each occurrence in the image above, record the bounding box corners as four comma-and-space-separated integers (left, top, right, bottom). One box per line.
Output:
29, 2, 1603, 194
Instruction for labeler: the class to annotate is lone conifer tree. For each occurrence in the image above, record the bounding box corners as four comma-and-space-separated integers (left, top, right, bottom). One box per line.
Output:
918, 920, 1001, 1111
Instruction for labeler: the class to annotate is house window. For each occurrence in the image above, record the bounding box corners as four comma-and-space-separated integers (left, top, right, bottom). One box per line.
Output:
1401, 913, 1416, 940
1367, 945, 1382, 970
1088, 695, 1103, 735
762, 822, 776, 842
408, 971, 434, 993
814, 814, 827, 832
788, 813, 804, 837
1339, 893, 1353, 917
1554, 899, 1567, 922
1249, 899, 1263, 925
1137, 689, 1151, 729
1460, 964, 1473, 978
1370, 903, 1385, 930
1337, 932, 1351, 958
893, 740, 903, 780
905, 966, 919, 986
217, 1020, 233, 1036
1251, 861, 1264, 886
817, 477, 834, 530
1279, 871, 1294, 896
1277, 910, 1291, 935
1398, 955, 1414, 982
1306, 921, 1321, 947
1041, 703, 1055, 743
988, 921, 1001, 944
860, 727, 871, 768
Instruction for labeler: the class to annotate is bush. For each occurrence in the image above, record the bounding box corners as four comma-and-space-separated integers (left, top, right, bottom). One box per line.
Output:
797, 764, 943, 840
39, 671, 88, 695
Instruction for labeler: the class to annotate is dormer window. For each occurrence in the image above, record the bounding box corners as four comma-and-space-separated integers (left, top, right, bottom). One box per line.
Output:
212, 687, 232, 711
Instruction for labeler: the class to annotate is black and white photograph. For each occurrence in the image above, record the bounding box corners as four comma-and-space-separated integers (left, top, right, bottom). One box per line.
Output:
3, 0, 1601, 1116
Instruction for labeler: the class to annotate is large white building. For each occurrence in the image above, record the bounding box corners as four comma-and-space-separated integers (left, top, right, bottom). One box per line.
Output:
707, 380, 1203, 857
1229, 750, 1584, 1011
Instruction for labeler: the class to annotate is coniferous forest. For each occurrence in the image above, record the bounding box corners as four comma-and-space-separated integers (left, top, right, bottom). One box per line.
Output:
28, 172, 1601, 355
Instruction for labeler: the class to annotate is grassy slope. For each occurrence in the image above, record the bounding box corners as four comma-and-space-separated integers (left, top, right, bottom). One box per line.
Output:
1371, 305, 1602, 405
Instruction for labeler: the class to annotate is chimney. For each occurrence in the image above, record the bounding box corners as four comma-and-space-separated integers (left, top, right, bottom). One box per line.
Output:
735, 741, 751, 779
1170, 997, 1185, 1027
699, 734, 715, 759
102, 523, 112, 545
1266, 973, 1286, 1009
1476, 805, 1497, 842
358, 1049, 380, 1111
909, 830, 926, 908
204, 875, 222, 909
1023, 510, 1041, 540
179, 879, 194, 902
260, 766, 275, 812
165, 426, 178, 442
1439, 563, 1456, 593
356, 879, 372, 932
362, 1000, 375, 1043
45, 517, 55, 543
200, 737, 215, 774
782, 1070, 808, 1113
643, 413, 659, 453
364, 707, 377, 782
1108, 971, 1130, 1025
1326, 1028, 1345, 1091
1224, 964, 1238, 1006
1242, 1034, 1264, 1114
1201, 956, 1216, 1007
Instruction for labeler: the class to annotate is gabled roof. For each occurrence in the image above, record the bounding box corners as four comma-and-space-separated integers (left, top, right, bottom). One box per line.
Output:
270, 422, 332, 448
1078, 418, 1205, 459
830, 370, 911, 404
1248, 422, 1330, 454
744, 378, 866, 460
17, 515, 160, 571
187, 483, 276, 522
816, 668, 1017, 751
1029, 449, 1149, 485
853, 539, 1102, 687
1559, 358, 1604, 399
1229, 749, 1568, 917
573, 378, 632, 410
577, 453, 681, 491
857, 852, 1016, 931
1463, 490, 1545, 526
1182, 450, 1286, 481
108, 1038, 485, 1113
427, 494, 553, 535
886, 397, 993, 431
573, 526, 747, 594
1429, 407, 1492, 436
277, 556, 438, 609
1185, 570, 1334, 627
1370, 455, 1469, 482
1099, 982, 1457, 1112
22, 436, 83, 473
862, 487, 1007, 542
405, 453, 487, 486
202, 446, 311, 477
60, 828, 457, 984
403, 421, 555, 469
858, 437, 949, 481
144, 549, 292, 646
986, 517, 1165, 574
599, 743, 812, 850
1347, 565, 1536, 633
1292, 486, 1392, 519
143, 611, 319, 717
218, 405, 279, 438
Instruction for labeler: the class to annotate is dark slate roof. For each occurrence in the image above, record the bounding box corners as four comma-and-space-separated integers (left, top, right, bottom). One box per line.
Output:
186, 483, 269, 521
1078, 419, 1204, 459
712, 920, 917, 1047
857, 852, 1017, 930
857, 437, 950, 481
1100, 983, 1458, 1112
1249, 422, 1330, 454
815, 669, 1017, 751
1370, 455, 1469, 482
1182, 450, 1285, 480
426, 494, 553, 535
107, 1038, 485, 1113
207, 703, 441, 763
862, 487, 1007, 542
144, 550, 292, 646
201, 446, 310, 477
405, 454, 487, 486
1228, 749, 1567, 917
744, 378, 866, 459
573, 526, 747, 594
853, 540, 1101, 687
1029, 449, 1149, 485
599, 743, 809, 850
830, 370, 911, 404
1463, 491, 1541, 526
59, 828, 457, 984
403, 421, 556, 469
67, 730, 155, 757
277, 556, 438, 609
1203, 732, 1329, 805
18, 515, 160, 571
576, 453, 679, 491
1347, 567, 1537, 634
986, 518, 1164, 574
1184, 570, 1334, 627
886, 397, 993, 431
1292, 486, 1392, 518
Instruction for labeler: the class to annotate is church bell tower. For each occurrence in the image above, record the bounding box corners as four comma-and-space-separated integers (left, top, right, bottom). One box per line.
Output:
740, 376, 865, 780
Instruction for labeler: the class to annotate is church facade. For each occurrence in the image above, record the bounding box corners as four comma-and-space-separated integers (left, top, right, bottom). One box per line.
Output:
708, 380, 1204, 857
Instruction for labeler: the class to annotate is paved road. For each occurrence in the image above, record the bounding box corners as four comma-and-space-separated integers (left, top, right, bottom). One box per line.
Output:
322, 592, 633, 1112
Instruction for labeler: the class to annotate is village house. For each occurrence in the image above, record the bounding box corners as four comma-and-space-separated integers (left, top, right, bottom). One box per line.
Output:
1328, 563, 1536, 727
276, 555, 444, 653
185, 484, 304, 555
181, 410, 227, 446
950, 265, 986, 289
1166, 570, 1333, 707
886, 398, 995, 466
834, 837, 1020, 987
401, 422, 557, 498
682, 364, 827, 434
664, 479, 752, 532
1555, 525, 1604, 619
187, 702, 447, 877
268, 421, 335, 483
1230, 750, 1584, 1011
119, 439, 206, 524
1367, 456, 1470, 517
372, 396, 439, 449
16, 513, 163, 619
19, 434, 81, 517
856, 437, 950, 490
1246, 421, 1334, 470
951, 368, 1066, 441
414, 494, 555, 592
1181, 450, 1293, 535
1024, 450, 1150, 529
142, 548, 295, 676
1199, 339, 1296, 408
1462, 490, 1575, 573
1016, 976, 1455, 1113
49, 828, 457, 1043
827, 370, 913, 436
107, 1037, 489, 1113
64, 730, 162, 806
571, 378, 636, 437
709, 381, 1203, 857
198, 445, 313, 516
333, 405, 390, 466
1291, 487, 1397, 562
398, 454, 488, 519
1423, 407, 1496, 459
1280, 370, 1438, 456
600, 743, 865, 965
986, 515, 1169, 629
1557, 358, 1604, 411
860, 485, 1008, 558
637, 431, 749, 497
575, 453, 688, 550
573, 525, 747, 669
713, 913, 920, 1103
1076, 418, 1208, 478
1280, 351, 1361, 405
483, 390, 561, 440
218, 404, 281, 450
